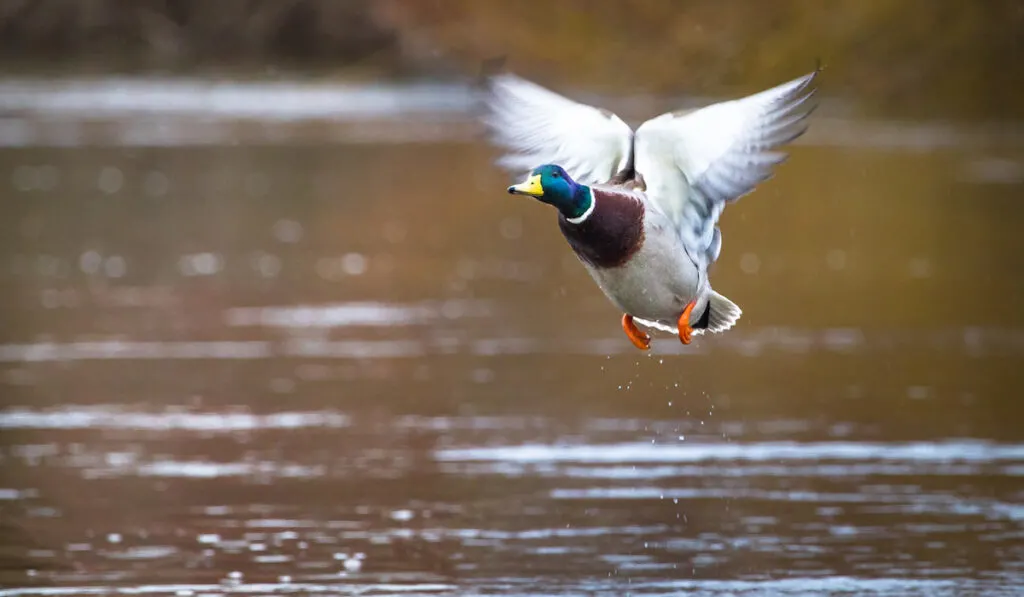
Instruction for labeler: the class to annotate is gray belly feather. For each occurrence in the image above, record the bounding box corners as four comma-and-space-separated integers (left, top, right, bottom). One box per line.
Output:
581, 216, 703, 323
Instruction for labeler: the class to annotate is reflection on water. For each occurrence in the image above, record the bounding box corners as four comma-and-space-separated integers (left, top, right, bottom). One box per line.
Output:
1, 81, 1023, 595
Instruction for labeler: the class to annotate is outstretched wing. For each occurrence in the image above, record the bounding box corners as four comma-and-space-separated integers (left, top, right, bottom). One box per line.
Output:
633, 70, 819, 264
483, 74, 635, 185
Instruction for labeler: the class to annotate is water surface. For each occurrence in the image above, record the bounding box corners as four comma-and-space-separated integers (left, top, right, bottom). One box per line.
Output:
0, 80, 1022, 596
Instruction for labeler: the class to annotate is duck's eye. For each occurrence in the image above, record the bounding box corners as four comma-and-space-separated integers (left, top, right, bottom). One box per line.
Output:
551, 171, 560, 178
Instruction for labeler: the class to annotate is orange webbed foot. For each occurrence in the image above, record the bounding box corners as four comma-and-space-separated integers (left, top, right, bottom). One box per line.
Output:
677, 299, 697, 345
621, 314, 651, 351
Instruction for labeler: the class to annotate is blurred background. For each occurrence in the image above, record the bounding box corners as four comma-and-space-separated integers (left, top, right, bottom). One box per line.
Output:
1, 1, 1023, 595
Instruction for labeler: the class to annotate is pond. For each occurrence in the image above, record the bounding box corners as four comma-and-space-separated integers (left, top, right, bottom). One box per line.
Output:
0, 79, 1022, 596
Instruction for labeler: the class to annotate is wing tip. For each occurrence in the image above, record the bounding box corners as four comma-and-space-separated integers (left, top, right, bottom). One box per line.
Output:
800, 58, 824, 86
794, 60, 823, 98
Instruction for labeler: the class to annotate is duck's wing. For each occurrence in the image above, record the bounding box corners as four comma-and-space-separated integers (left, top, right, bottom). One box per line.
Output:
483, 74, 634, 186
633, 70, 819, 266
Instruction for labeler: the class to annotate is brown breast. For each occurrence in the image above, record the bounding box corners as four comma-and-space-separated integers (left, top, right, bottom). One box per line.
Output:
557, 187, 645, 269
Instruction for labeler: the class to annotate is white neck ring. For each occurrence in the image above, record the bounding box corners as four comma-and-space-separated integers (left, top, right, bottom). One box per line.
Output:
565, 195, 595, 225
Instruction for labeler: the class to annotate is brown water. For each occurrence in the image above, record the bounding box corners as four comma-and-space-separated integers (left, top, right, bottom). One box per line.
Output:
1, 81, 1023, 596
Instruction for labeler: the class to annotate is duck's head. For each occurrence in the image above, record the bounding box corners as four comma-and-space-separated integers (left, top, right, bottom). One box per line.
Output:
507, 164, 591, 220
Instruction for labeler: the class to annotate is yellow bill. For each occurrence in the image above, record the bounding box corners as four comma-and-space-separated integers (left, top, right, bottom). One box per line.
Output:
507, 174, 544, 197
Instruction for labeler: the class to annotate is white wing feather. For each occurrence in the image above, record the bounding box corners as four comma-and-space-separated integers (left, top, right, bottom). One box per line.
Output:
483, 74, 634, 185
634, 71, 818, 263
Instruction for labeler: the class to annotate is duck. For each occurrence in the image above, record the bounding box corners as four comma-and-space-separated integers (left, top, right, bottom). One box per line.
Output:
481, 68, 819, 350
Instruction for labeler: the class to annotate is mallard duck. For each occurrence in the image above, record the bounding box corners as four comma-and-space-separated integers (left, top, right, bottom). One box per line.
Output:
482, 69, 818, 350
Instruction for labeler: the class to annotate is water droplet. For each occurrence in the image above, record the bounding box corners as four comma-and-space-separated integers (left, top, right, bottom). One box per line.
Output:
179, 253, 222, 276
272, 219, 304, 244
97, 167, 123, 195
341, 253, 367, 276
78, 251, 101, 275
104, 255, 126, 278
826, 249, 847, 271
470, 369, 494, 384
908, 257, 932, 278
106, 533, 121, 544
252, 252, 281, 278
739, 252, 761, 274
906, 385, 931, 400
390, 509, 414, 522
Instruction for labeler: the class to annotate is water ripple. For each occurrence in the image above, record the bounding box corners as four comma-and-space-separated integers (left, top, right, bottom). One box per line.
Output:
0, 583, 456, 597
0, 408, 350, 431
0, 326, 1021, 362
436, 440, 1024, 464
225, 300, 492, 329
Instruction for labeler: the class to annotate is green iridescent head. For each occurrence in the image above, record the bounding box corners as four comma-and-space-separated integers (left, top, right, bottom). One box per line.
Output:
507, 164, 592, 220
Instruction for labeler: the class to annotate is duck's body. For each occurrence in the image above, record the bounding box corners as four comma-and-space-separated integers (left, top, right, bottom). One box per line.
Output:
485, 69, 818, 349
557, 185, 704, 328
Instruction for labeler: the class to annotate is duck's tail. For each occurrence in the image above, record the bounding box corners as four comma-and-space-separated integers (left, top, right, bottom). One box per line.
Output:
700, 289, 742, 334
635, 290, 743, 336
